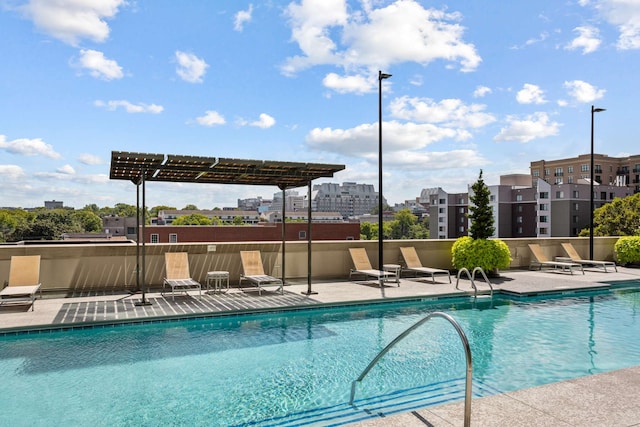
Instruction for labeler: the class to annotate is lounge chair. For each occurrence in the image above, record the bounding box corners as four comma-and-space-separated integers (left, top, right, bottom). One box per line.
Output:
0, 255, 42, 311
399, 247, 451, 283
528, 244, 584, 275
162, 252, 202, 300
561, 243, 617, 272
348, 247, 397, 284
239, 251, 283, 295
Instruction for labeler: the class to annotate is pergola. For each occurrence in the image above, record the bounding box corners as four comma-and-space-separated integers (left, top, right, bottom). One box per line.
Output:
109, 151, 345, 304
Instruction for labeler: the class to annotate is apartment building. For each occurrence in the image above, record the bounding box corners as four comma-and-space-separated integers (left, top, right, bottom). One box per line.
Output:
311, 182, 382, 218
531, 153, 640, 192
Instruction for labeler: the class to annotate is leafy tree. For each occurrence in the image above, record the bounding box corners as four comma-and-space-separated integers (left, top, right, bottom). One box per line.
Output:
72, 210, 103, 232
81, 204, 100, 214
232, 215, 245, 225
183, 204, 198, 210
580, 192, 640, 237
150, 205, 176, 217
172, 214, 212, 225
11, 209, 82, 240
389, 209, 417, 239
360, 222, 375, 240
468, 170, 495, 239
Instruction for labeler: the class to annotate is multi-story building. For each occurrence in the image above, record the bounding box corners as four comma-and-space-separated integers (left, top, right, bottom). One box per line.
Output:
427, 188, 469, 239
530, 153, 640, 192
311, 182, 382, 218
157, 210, 261, 225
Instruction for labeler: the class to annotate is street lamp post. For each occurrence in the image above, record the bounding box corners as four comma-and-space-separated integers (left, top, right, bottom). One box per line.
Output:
378, 70, 391, 285
590, 105, 606, 260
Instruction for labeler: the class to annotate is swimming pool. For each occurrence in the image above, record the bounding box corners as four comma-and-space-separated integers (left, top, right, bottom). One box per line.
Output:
0, 286, 639, 426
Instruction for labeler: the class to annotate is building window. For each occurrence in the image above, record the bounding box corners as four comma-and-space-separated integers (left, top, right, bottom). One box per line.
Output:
150, 234, 159, 243
516, 216, 523, 223
460, 217, 465, 223
169, 233, 177, 243
438, 217, 445, 223
574, 203, 579, 210
556, 191, 564, 198
459, 226, 465, 232
439, 198, 446, 204
533, 170, 540, 177
568, 176, 574, 184
126, 227, 135, 235
299, 231, 306, 239
517, 205, 523, 212
568, 166, 574, 173
439, 207, 445, 213
490, 195, 495, 201
554, 167, 563, 176
610, 192, 615, 200
554, 177, 563, 184
516, 194, 523, 201
438, 226, 445, 232
459, 207, 465, 213
600, 191, 607, 200
539, 227, 548, 234
458, 198, 465, 204
517, 226, 523, 234
544, 168, 550, 176
581, 164, 589, 172
539, 203, 548, 211
539, 192, 549, 199
572, 190, 579, 198
573, 215, 579, 223
539, 215, 548, 223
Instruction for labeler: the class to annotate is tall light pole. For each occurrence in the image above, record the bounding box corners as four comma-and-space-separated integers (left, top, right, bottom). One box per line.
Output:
378, 70, 392, 279
590, 105, 606, 260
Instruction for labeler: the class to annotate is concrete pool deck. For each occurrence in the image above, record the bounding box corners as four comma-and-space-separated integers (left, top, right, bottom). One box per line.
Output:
1, 266, 640, 426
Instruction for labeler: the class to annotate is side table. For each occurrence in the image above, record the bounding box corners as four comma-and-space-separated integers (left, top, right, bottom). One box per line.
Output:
383, 264, 401, 286
206, 271, 230, 294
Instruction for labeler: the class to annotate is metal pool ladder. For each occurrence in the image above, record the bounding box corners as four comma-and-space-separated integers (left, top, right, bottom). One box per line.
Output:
349, 312, 473, 427
456, 267, 493, 299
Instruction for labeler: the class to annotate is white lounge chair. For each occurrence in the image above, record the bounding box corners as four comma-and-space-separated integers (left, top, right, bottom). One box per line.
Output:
528, 244, 584, 275
348, 248, 396, 284
239, 251, 283, 295
0, 255, 42, 311
162, 252, 202, 300
561, 243, 617, 272
399, 247, 451, 283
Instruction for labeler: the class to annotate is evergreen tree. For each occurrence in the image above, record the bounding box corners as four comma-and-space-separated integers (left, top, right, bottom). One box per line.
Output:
468, 170, 495, 239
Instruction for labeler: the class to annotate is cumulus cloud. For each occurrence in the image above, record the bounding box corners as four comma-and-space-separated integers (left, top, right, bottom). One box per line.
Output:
473, 86, 492, 98
195, 111, 226, 127
594, 0, 640, 49
0, 165, 26, 180
76, 49, 123, 80
322, 73, 373, 94
0, 135, 62, 159
282, 0, 480, 79
516, 83, 547, 104
175, 51, 208, 83
389, 96, 496, 129
234, 4, 253, 31
57, 164, 75, 174
251, 113, 276, 128
564, 80, 606, 103
565, 26, 601, 54
78, 153, 103, 165
94, 100, 163, 113
17, 0, 126, 46
493, 112, 560, 143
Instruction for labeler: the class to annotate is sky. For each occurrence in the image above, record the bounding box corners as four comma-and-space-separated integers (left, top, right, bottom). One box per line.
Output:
1, 0, 639, 210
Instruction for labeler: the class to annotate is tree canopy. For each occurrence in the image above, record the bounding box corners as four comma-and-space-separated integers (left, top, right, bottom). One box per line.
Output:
468, 170, 495, 239
580, 192, 640, 237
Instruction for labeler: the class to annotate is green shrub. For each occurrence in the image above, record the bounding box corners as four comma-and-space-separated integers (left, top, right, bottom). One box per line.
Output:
614, 236, 640, 265
451, 236, 512, 272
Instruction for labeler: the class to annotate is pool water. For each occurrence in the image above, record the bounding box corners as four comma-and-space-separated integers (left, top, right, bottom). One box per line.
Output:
1, 287, 639, 426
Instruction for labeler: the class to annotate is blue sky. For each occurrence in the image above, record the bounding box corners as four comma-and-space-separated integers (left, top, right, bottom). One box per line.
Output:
1, 0, 639, 210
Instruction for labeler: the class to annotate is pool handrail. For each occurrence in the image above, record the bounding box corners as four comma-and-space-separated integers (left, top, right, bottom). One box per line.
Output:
455, 267, 493, 299
349, 311, 473, 427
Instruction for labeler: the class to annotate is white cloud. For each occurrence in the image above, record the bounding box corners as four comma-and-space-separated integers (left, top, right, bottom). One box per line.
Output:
516, 83, 547, 104
250, 113, 276, 129
94, 100, 163, 113
493, 112, 560, 143
282, 0, 480, 77
594, 0, 640, 49
195, 111, 226, 127
77, 49, 123, 80
565, 26, 601, 54
234, 4, 253, 32
473, 86, 492, 98
57, 164, 75, 174
563, 80, 606, 103
389, 96, 496, 129
78, 154, 103, 165
0, 135, 62, 159
175, 51, 208, 83
17, 0, 126, 46
322, 73, 373, 94
0, 165, 26, 180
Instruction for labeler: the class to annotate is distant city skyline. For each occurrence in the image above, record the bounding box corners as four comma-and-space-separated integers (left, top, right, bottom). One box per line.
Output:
2, 1, 640, 209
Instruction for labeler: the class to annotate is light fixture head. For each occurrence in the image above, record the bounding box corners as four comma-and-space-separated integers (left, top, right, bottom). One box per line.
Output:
592, 106, 606, 113
379, 72, 392, 80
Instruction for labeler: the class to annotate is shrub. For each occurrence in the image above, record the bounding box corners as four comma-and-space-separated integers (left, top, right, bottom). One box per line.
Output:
614, 236, 640, 265
451, 236, 512, 272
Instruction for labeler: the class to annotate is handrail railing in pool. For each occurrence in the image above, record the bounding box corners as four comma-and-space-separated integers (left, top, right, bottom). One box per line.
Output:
349, 311, 473, 427
456, 267, 493, 299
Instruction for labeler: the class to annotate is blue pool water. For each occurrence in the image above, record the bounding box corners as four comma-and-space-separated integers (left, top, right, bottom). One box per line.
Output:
1, 287, 639, 426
